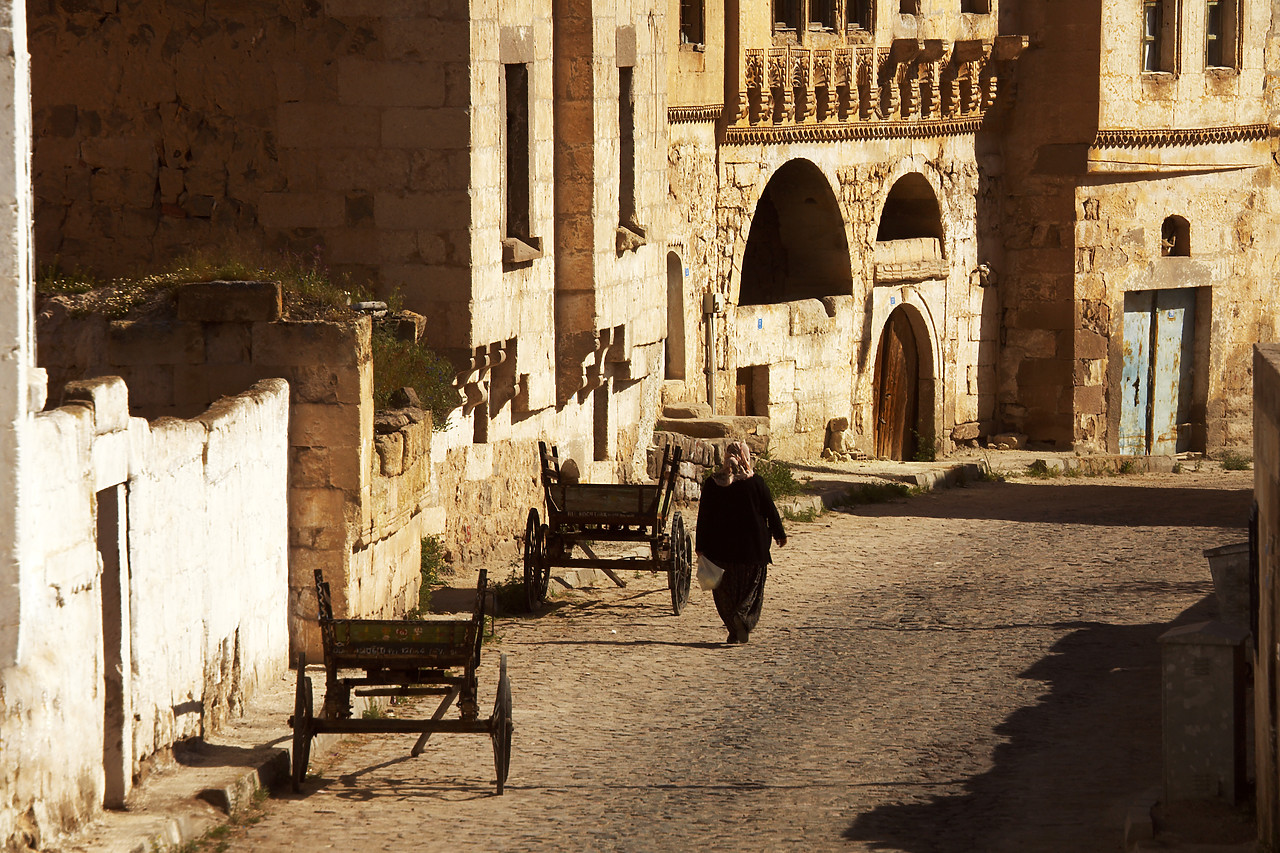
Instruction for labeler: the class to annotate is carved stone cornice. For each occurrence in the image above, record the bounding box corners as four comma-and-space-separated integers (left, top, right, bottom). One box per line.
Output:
1092, 124, 1272, 148
668, 104, 724, 123
724, 115, 985, 145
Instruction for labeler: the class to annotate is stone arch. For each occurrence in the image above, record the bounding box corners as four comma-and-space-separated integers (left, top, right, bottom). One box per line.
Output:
738, 158, 852, 306
875, 171, 945, 247
870, 298, 938, 460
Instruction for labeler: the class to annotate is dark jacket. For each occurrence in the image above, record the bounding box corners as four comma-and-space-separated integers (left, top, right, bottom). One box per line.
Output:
695, 473, 786, 565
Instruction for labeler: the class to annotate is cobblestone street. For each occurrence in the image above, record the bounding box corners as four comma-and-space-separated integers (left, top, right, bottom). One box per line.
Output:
224, 469, 1251, 852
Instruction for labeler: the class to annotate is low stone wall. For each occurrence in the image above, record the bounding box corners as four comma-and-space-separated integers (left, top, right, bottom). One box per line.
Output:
37, 283, 432, 658
1, 376, 288, 850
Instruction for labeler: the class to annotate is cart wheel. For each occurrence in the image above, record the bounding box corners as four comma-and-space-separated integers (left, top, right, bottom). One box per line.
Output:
537, 525, 552, 600
523, 508, 546, 612
290, 658, 314, 792
490, 653, 513, 794
669, 512, 692, 615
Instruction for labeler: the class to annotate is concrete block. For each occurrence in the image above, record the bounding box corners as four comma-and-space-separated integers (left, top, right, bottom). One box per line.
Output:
178, 281, 283, 323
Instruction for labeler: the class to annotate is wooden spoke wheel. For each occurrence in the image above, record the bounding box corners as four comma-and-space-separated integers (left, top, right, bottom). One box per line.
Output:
668, 511, 692, 615
523, 508, 547, 612
289, 659, 314, 792
490, 653, 513, 794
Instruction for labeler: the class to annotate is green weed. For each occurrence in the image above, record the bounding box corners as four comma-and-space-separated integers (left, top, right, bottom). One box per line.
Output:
1115, 459, 1137, 475
1221, 450, 1253, 471
756, 455, 804, 498
1024, 460, 1063, 479
490, 565, 529, 616
361, 703, 386, 720
912, 431, 938, 462
370, 325, 457, 429
783, 505, 822, 523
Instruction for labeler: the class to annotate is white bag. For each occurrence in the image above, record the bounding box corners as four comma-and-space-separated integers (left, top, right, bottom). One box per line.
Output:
696, 554, 724, 591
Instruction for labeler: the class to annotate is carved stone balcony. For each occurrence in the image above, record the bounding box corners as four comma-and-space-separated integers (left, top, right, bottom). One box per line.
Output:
727, 35, 1027, 143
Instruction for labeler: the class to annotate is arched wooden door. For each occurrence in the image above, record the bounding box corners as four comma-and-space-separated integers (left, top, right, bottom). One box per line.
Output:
874, 308, 919, 460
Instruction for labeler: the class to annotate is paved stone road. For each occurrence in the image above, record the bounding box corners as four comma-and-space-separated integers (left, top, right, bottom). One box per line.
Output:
223, 469, 1251, 852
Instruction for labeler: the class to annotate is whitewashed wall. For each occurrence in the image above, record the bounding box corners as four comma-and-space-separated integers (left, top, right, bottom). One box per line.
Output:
0, 377, 289, 850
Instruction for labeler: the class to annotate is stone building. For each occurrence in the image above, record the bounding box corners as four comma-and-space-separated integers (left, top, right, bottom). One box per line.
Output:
663, 0, 1277, 459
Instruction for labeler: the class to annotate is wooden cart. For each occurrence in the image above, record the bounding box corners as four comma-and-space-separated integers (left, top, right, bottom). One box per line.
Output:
288, 569, 512, 794
523, 441, 692, 614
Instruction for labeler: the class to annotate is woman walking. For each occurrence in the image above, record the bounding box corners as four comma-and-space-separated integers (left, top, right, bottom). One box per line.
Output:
695, 441, 786, 644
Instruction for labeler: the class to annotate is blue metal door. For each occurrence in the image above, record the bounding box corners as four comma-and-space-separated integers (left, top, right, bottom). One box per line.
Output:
1151, 288, 1196, 455
1119, 288, 1196, 456
1120, 291, 1154, 455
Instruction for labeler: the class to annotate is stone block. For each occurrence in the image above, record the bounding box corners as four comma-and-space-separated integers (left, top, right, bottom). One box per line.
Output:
382, 107, 469, 149
178, 281, 283, 323
291, 445, 331, 489
108, 320, 205, 366
1074, 329, 1108, 360
277, 103, 382, 149
951, 422, 981, 441
172, 365, 213, 414
1074, 384, 1103, 414
654, 416, 734, 438
375, 432, 405, 476
258, 192, 345, 230
662, 402, 713, 419
291, 403, 362, 449
252, 320, 369, 368
62, 375, 131, 435
337, 60, 447, 108
202, 322, 253, 364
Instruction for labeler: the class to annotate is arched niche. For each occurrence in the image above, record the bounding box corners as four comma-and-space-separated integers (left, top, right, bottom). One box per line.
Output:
739, 159, 852, 306
1161, 215, 1190, 257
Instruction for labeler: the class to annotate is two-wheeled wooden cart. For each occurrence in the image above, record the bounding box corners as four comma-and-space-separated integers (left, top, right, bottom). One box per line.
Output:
288, 568, 512, 793
523, 441, 692, 614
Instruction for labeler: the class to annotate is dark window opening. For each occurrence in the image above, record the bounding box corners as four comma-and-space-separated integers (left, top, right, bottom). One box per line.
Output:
504, 64, 531, 241
1162, 215, 1191, 257
847, 0, 872, 29
619, 66, 636, 229
1142, 0, 1163, 71
900, 0, 921, 14
1205, 0, 1238, 68
810, 0, 836, 30
775, 0, 802, 31
680, 0, 704, 45
961, 0, 990, 12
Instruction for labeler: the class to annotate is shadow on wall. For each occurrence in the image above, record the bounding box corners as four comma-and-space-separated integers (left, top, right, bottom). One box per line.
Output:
844, 596, 1218, 852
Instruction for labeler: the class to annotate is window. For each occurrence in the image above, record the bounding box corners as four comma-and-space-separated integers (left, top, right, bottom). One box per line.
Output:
847, 0, 872, 29
1142, 1, 1163, 71
503, 64, 531, 242
961, 0, 990, 12
1205, 0, 1239, 68
900, 0, 921, 13
1142, 0, 1179, 73
775, 0, 802, 31
1162, 215, 1190, 256
810, 0, 836, 30
679, 0, 704, 46
619, 65, 636, 229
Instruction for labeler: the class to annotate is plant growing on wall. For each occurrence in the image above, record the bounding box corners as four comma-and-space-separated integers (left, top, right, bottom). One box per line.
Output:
370, 326, 458, 430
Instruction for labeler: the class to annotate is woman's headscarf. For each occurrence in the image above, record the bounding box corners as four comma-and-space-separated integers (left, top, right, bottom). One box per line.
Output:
713, 440, 755, 486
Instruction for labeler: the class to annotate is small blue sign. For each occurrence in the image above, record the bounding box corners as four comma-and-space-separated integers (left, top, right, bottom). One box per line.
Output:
684, 267, 691, 278
757, 318, 763, 330
889, 296, 896, 305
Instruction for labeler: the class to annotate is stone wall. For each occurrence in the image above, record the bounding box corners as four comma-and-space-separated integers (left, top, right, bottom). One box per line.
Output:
1, 376, 288, 850
1253, 342, 1280, 847
35, 285, 444, 656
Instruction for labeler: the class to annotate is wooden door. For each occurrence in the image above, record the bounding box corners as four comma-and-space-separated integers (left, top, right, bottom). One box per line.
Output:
874, 308, 919, 460
1120, 291, 1154, 456
1151, 288, 1196, 455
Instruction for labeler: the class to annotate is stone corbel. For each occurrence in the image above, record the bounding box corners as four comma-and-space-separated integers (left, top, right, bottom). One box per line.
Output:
769, 48, 792, 123
453, 341, 512, 417
791, 49, 812, 123
580, 325, 627, 395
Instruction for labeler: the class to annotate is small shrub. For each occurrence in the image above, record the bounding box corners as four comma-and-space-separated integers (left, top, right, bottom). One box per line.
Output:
1115, 459, 1137, 475
756, 455, 803, 498
976, 465, 1005, 483
1171, 461, 1183, 474
371, 326, 458, 430
1221, 450, 1253, 471
490, 565, 528, 615
361, 703, 386, 720
912, 431, 938, 463
1024, 460, 1062, 479
783, 505, 821, 523
414, 535, 448, 614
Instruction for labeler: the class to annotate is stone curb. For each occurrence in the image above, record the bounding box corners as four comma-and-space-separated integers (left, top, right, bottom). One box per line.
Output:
778, 462, 986, 517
